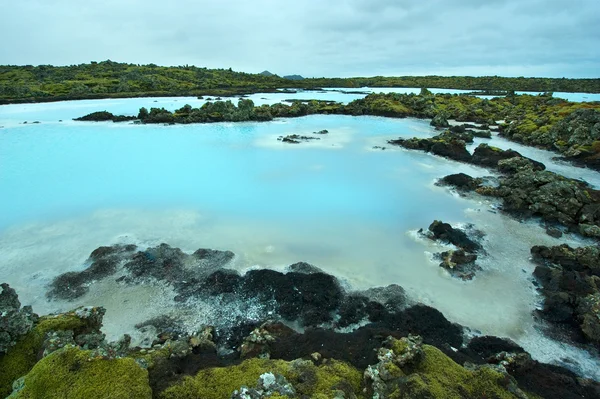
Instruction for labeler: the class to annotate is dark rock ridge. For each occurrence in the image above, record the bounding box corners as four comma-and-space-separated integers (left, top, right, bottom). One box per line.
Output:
440, 157, 600, 237
73, 111, 137, 122
421, 220, 484, 280
530, 244, 600, 348
47, 243, 235, 301
388, 131, 545, 171
436, 173, 483, 193
277, 134, 320, 144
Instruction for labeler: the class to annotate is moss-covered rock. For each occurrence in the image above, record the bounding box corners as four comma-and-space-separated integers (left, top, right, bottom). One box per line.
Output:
366, 336, 525, 399
159, 357, 362, 399
0, 307, 104, 398
9, 345, 151, 399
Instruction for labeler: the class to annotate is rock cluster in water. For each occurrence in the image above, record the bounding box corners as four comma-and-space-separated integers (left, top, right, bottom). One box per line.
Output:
420, 220, 485, 280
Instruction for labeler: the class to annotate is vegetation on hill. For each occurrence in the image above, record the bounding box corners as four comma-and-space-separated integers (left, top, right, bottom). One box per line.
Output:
1, 61, 599, 104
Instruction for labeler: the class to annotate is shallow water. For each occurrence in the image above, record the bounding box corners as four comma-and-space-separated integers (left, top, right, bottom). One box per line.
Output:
1, 98, 600, 379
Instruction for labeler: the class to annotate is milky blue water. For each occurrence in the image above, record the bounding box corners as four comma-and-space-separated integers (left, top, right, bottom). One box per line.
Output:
1, 96, 600, 379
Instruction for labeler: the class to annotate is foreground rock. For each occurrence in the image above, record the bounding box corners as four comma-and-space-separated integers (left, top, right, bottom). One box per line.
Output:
5, 266, 600, 398
0, 303, 106, 398
0, 284, 38, 354
531, 244, 600, 348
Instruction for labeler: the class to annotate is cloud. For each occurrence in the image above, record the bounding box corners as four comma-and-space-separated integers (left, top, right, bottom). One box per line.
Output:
0, 0, 598, 77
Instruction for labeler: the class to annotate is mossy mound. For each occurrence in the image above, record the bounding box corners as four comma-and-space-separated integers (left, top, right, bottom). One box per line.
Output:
9, 345, 151, 399
159, 357, 362, 399
0, 308, 103, 397
365, 335, 527, 398
397, 345, 520, 398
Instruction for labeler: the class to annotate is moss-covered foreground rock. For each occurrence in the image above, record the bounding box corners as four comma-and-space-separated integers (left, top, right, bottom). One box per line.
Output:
0, 307, 104, 398
9, 345, 151, 399
159, 335, 526, 399
160, 357, 361, 399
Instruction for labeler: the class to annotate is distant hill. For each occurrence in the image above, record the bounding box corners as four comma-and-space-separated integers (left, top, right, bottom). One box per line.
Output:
1, 61, 599, 104
283, 75, 304, 81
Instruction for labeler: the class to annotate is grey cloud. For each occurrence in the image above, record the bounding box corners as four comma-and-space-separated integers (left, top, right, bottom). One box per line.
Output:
0, 0, 598, 78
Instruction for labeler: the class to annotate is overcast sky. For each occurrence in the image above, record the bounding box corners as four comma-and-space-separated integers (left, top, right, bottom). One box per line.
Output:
1, 0, 598, 78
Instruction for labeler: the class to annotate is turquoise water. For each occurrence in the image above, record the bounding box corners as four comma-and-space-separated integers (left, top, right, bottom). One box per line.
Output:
1, 97, 600, 378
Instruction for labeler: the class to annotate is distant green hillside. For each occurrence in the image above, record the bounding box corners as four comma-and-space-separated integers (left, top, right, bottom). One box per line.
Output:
0, 61, 599, 104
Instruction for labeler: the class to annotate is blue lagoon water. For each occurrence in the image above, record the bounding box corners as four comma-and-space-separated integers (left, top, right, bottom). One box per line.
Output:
1, 96, 600, 378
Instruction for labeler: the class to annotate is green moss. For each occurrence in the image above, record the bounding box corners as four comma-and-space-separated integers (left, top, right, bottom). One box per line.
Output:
160, 357, 363, 399
11, 346, 151, 399
400, 345, 518, 399
0, 313, 92, 397
160, 358, 287, 399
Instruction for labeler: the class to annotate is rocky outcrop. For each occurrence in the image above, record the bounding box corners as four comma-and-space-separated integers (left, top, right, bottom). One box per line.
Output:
389, 134, 544, 172
531, 244, 600, 347
47, 244, 236, 301
277, 134, 320, 144
437, 173, 483, 193
471, 144, 545, 170
439, 157, 600, 235
389, 133, 473, 162
73, 111, 136, 122
425, 220, 482, 252
430, 113, 450, 128
421, 221, 484, 280
0, 284, 38, 354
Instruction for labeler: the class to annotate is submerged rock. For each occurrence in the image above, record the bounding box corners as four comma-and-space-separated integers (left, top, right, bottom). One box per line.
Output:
47, 244, 137, 300
438, 249, 482, 280
278, 134, 320, 144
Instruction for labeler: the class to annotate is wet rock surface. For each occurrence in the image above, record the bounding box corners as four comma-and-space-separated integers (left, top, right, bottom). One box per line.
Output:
437, 172, 483, 193
420, 220, 485, 280
47, 243, 236, 301
47, 244, 137, 300
531, 244, 600, 347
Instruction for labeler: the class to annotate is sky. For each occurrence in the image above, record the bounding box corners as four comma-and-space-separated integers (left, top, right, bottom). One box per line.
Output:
0, 0, 599, 78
